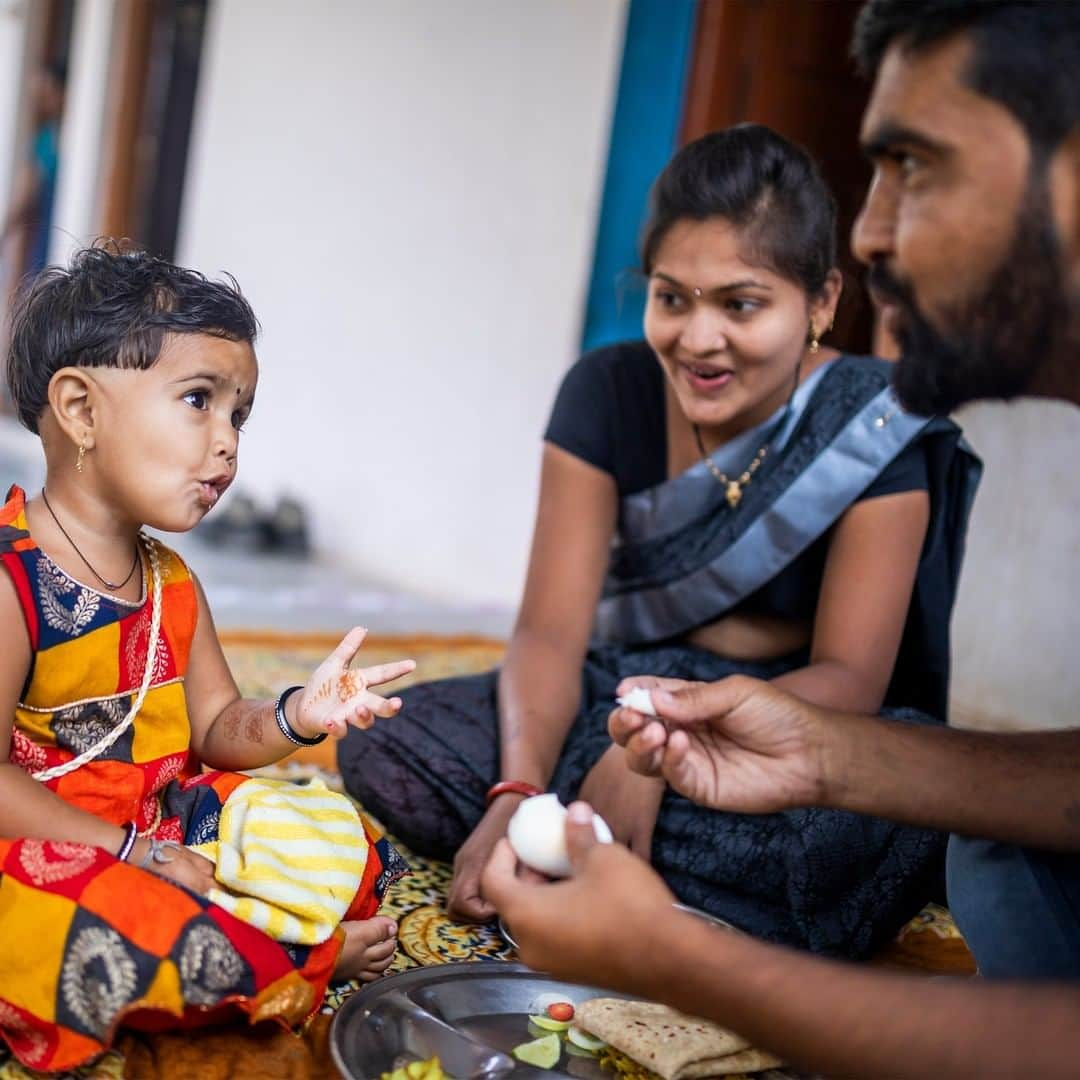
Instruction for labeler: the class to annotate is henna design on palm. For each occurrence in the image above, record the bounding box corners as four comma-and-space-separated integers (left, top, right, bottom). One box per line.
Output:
294, 626, 416, 739
336, 670, 364, 702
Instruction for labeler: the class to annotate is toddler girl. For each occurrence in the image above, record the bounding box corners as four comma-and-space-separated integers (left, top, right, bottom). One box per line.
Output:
0, 246, 414, 1072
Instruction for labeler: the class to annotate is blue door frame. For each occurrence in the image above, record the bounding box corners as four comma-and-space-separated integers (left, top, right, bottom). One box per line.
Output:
580, 0, 697, 353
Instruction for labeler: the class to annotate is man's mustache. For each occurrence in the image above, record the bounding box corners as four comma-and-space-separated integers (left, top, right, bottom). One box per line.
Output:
865, 261, 914, 306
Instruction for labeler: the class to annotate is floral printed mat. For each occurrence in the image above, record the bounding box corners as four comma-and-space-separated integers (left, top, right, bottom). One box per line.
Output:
0, 632, 972, 1079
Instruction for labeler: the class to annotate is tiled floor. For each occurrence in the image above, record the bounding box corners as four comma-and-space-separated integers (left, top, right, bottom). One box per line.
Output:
0, 419, 512, 637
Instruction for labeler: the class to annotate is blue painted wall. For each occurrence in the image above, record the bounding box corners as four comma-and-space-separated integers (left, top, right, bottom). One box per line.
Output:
580, 0, 697, 353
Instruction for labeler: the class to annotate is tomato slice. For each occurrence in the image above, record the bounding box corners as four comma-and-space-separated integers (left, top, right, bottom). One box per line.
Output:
546, 1002, 575, 1022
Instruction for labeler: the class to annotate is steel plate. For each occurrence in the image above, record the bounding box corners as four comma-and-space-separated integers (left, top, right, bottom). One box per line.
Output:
330, 961, 632, 1080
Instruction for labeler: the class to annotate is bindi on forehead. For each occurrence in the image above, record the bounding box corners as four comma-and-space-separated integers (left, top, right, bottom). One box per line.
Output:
652, 218, 795, 293
653, 271, 773, 297
159, 334, 257, 385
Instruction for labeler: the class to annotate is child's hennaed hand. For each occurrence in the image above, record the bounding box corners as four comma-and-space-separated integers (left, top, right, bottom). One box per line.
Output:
292, 626, 416, 739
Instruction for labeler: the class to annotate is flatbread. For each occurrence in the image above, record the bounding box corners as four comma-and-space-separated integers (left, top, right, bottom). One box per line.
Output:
682, 1048, 783, 1077
576, 999, 781, 1079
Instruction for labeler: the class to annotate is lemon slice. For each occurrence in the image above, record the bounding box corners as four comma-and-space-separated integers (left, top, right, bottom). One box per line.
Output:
528, 1014, 572, 1032
567, 1027, 607, 1053
512, 1032, 561, 1069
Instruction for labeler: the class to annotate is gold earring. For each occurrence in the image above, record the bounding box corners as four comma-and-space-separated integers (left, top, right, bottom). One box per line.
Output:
75, 442, 86, 474
808, 327, 821, 354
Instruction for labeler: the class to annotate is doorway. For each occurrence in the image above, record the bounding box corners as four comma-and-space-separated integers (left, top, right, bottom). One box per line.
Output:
682, 0, 873, 352
99, 0, 210, 260
1, 0, 75, 286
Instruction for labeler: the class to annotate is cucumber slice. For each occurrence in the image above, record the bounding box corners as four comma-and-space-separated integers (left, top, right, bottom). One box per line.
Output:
567, 1027, 607, 1053
565, 1042, 599, 1059
528, 1014, 572, 1033
512, 1032, 561, 1069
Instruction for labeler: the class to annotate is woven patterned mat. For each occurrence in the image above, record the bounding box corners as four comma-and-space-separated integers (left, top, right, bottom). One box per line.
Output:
0, 633, 973, 1079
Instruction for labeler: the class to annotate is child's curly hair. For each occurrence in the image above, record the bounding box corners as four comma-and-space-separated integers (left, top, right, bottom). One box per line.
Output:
5, 242, 259, 433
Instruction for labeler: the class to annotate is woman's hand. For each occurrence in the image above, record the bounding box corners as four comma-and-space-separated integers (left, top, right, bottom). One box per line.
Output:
292, 627, 417, 739
133, 839, 217, 896
447, 796, 523, 923
577, 744, 664, 857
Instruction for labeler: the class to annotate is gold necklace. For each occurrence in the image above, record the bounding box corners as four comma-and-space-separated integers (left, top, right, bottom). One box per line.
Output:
692, 426, 769, 509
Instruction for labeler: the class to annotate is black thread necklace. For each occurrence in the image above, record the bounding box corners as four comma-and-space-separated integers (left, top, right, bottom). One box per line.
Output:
40, 488, 141, 592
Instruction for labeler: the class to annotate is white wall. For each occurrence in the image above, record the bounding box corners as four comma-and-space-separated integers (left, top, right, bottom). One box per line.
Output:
0, 0, 36, 310
0, 0, 27, 207
179, 0, 626, 608
48, 0, 117, 264
949, 399, 1080, 732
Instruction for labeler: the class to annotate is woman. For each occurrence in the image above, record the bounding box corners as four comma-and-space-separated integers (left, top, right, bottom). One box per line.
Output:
339, 124, 981, 957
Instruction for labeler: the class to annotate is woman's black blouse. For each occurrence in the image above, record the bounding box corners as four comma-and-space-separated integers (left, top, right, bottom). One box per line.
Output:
543, 341, 929, 623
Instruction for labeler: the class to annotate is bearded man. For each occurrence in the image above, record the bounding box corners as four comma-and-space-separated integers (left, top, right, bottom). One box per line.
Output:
485, 3, 1080, 1077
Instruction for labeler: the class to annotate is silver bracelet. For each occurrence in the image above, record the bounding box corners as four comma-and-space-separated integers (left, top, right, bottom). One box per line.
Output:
116, 821, 138, 862
140, 838, 183, 869
274, 684, 327, 746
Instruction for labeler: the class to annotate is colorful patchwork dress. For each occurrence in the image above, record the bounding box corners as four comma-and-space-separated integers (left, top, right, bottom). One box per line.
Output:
0, 486, 405, 1073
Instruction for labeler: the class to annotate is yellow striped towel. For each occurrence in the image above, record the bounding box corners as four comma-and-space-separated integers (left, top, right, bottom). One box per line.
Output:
192, 777, 368, 945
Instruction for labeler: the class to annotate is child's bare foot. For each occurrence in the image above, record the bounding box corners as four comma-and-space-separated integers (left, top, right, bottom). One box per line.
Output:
335, 916, 398, 982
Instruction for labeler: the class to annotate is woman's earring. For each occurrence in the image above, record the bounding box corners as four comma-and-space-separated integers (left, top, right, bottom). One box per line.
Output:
808, 327, 821, 354
75, 442, 86, 474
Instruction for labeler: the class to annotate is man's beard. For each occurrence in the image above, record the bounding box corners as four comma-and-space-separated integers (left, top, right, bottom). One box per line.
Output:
868, 180, 1073, 415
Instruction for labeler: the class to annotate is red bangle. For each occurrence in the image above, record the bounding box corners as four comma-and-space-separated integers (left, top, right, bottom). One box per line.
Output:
486, 780, 543, 805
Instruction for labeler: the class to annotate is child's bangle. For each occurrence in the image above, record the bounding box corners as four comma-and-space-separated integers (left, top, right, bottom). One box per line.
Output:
116, 821, 138, 862
274, 685, 328, 746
